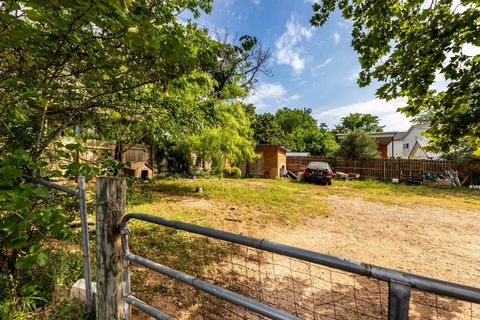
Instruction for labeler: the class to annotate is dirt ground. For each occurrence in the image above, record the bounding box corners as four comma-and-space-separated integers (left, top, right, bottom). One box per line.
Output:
255, 195, 480, 288
131, 190, 480, 319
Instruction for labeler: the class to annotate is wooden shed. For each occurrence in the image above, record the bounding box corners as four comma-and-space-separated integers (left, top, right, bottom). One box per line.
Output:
123, 161, 153, 179
239, 144, 290, 178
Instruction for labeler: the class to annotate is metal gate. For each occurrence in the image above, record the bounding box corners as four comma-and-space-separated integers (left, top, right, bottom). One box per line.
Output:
119, 213, 480, 320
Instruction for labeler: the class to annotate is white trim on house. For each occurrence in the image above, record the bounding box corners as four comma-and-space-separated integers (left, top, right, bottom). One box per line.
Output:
334, 124, 435, 159
387, 124, 431, 159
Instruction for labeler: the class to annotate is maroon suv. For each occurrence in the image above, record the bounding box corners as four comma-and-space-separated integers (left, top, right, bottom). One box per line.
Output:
303, 161, 333, 185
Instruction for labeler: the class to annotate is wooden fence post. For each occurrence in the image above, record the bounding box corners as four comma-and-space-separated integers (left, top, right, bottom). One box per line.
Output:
96, 177, 126, 320
383, 161, 386, 181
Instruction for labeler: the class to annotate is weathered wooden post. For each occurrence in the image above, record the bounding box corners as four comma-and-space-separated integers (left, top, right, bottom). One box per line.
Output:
96, 177, 126, 320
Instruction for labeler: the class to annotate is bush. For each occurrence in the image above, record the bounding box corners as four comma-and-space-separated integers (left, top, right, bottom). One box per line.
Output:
223, 166, 242, 178
336, 129, 380, 159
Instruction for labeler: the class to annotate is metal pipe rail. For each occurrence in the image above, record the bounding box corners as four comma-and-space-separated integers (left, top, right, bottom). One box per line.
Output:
120, 212, 480, 320
124, 253, 299, 320
23, 175, 93, 313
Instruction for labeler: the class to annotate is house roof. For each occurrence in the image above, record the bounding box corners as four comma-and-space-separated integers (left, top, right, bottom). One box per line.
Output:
394, 124, 429, 140
409, 140, 440, 160
336, 132, 397, 145
335, 124, 430, 143
256, 144, 291, 152
286, 152, 310, 157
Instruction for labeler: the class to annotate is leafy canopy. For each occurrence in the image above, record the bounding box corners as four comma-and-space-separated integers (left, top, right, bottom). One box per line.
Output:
311, 0, 480, 154
0, 0, 234, 275
334, 113, 384, 134
250, 107, 338, 156
336, 129, 380, 159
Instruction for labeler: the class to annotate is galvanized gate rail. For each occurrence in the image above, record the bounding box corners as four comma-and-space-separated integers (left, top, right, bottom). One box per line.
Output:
119, 212, 480, 320
24, 175, 93, 313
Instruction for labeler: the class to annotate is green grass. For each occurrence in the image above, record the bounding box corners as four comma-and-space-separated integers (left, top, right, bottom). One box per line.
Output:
129, 178, 332, 227
129, 178, 480, 230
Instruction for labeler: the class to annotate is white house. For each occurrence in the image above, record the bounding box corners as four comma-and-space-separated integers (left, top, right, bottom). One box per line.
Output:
335, 124, 440, 159
386, 124, 440, 159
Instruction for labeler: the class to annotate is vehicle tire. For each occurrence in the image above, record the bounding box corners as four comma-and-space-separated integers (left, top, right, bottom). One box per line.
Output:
327, 181, 332, 186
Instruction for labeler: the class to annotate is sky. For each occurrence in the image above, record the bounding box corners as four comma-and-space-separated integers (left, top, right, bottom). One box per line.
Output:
192, 0, 413, 131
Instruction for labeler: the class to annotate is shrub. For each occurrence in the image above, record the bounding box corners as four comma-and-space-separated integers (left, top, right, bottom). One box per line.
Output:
336, 129, 380, 159
223, 166, 242, 178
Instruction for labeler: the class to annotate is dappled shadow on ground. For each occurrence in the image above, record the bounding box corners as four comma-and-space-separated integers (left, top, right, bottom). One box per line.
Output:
129, 225, 479, 320
145, 180, 202, 197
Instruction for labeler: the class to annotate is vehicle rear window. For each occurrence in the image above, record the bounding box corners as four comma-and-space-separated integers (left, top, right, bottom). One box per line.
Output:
308, 162, 330, 169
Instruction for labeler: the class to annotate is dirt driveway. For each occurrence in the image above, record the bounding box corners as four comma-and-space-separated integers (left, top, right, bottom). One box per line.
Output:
131, 183, 480, 319
255, 195, 480, 288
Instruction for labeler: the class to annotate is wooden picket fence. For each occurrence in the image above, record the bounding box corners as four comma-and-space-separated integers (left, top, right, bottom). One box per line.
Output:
287, 156, 480, 184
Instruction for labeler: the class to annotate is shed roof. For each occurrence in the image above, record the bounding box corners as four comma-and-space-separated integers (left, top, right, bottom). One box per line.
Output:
256, 144, 291, 152
286, 152, 310, 157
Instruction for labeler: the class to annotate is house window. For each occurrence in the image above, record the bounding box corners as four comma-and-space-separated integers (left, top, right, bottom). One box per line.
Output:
403, 143, 409, 149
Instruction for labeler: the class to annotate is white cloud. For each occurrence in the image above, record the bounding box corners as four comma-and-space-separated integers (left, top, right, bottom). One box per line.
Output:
312, 58, 333, 76
462, 43, 480, 56
244, 83, 286, 109
314, 98, 412, 131
315, 58, 332, 69
275, 16, 313, 74
252, 0, 260, 4
431, 71, 448, 92
221, 0, 234, 8
336, 20, 353, 28
348, 69, 360, 81
333, 32, 340, 45
244, 82, 300, 109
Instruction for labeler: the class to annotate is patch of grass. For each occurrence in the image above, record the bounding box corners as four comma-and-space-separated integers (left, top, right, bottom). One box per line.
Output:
130, 178, 331, 226
129, 178, 480, 231
329, 180, 480, 211
0, 242, 92, 320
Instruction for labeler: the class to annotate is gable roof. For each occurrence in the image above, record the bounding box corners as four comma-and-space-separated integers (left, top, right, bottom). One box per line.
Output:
128, 161, 153, 170
408, 140, 440, 160
394, 124, 429, 140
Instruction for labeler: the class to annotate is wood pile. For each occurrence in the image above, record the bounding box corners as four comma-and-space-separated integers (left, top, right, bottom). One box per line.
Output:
442, 169, 462, 186
335, 171, 348, 180
428, 170, 462, 187
334, 172, 360, 180
287, 171, 297, 179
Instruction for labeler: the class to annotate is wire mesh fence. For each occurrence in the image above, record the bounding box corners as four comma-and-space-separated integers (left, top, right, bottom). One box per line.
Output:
128, 226, 480, 320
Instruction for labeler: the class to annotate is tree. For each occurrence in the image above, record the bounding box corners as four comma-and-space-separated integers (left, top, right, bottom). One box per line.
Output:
211, 31, 272, 99
275, 107, 318, 134
291, 127, 338, 156
0, 0, 221, 274
310, 1, 480, 154
334, 113, 384, 134
336, 129, 379, 159
272, 107, 338, 155
185, 102, 257, 174
252, 113, 286, 145
246, 107, 339, 155
0, 0, 217, 162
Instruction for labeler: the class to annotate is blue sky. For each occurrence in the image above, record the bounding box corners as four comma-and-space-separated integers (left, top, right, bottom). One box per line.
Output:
193, 0, 412, 131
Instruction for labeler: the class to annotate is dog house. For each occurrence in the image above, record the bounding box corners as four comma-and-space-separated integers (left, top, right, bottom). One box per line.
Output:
123, 161, 153, 179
